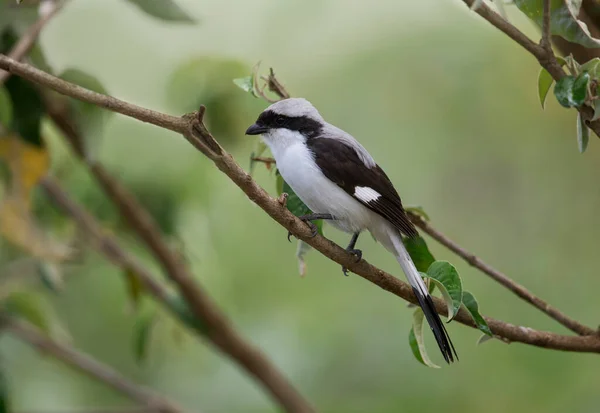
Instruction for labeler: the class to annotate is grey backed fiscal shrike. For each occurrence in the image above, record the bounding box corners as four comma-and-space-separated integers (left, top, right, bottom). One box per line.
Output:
245, 98, 457, 363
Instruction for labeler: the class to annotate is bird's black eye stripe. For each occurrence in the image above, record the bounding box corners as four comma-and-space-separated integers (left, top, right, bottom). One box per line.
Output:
256, 110, 322, 137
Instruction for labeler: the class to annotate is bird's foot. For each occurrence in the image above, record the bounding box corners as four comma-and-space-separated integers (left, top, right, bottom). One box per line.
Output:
341, 248, 362, 276
287, 215, 319, 242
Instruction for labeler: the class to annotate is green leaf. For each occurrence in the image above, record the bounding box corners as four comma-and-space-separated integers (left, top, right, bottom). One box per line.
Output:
123, 268, 144, 311
59, 69, 111, 158
573, 72, 590, 103
0, 86, 12, 128
133, 310, 156, 364
538, 68, 554, 109
405, 205, 430, 221
408, 309, 440, 368
554, 73, 590, 107
3, 291, 51, 335
233, 76, 256, 96
403, 235, 435, 273
514, 0, 600, 48
576, 112, 590, 153
424, 261, 463, 321
538, 56, 566, 109
477, 334, 494, 345
124, 0, 195, 23
581, 57, 600, 79
461, 291, 492, 336
275, 170, 284, 195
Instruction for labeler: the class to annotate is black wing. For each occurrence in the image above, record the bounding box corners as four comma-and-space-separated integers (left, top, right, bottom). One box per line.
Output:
307, 137, 418, 238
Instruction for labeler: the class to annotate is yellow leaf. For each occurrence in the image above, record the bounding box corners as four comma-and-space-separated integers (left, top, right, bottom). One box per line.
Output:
0, 135, 71, 262
0, 134, 50, 204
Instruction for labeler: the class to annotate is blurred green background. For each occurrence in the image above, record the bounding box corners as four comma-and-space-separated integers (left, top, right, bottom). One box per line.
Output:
2, 0, 600, 412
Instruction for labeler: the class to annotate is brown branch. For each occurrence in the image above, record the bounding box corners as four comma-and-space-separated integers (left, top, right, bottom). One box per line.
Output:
407, 213, 596, 336
1, 56, 599, 353
2, 317, 184, 413
540, 0, 552, 52
251, 156, 276, 165
0, 0, 63, 85
38, 177, 314, 413
266, 68, 290, 99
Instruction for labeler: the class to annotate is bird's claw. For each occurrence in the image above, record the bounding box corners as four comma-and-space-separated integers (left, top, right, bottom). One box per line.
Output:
341, 248, 362, 276
347, 248, 362, 262
287, 216, 318, 242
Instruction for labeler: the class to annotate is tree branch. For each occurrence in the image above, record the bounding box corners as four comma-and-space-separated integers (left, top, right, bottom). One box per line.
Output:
0, 0, 63, 85
540, 0, 552, 52
1, 55, 599, 353
407, 213, 596, 336
38, 177, 315, 413
2, 317, 184, 413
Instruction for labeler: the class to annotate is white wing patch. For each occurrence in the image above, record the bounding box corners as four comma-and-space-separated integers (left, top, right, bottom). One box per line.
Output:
354, 186, 381, 203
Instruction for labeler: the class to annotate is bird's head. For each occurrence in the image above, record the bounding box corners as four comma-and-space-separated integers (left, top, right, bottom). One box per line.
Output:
245, 98, 324, 139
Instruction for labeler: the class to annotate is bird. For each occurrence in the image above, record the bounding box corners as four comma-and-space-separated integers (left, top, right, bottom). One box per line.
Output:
245, 98, 457, 363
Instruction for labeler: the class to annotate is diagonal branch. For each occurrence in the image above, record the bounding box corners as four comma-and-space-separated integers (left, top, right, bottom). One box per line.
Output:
407, 213, 596, 336
1, 55, 599, 353
2, 317, 184, 413
38, 177, 315, 413
0, 0, 63, 85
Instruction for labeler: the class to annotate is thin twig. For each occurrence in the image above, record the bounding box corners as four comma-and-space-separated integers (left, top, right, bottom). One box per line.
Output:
266, 68, 290, 99
251, 156, 276, 165
3, 317, 184, 413
540, 0, 552, 52
407, 213, 596, 336
0, 0, 63, 85
1, 55, 599, 352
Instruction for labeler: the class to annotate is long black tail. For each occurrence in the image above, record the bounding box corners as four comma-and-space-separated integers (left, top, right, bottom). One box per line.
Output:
390, 231, 458, 363
412, 287, 458, 363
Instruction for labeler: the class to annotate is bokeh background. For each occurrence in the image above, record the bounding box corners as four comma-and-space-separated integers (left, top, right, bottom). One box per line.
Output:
2, 0, 600, 412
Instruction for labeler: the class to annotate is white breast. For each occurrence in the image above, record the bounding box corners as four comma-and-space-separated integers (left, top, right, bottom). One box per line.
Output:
262, 130, 377, 233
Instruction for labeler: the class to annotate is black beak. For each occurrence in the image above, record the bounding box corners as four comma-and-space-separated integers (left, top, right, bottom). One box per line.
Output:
245, 123, 269, 135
